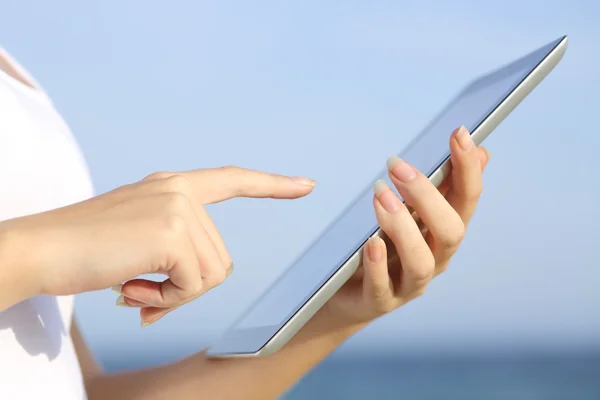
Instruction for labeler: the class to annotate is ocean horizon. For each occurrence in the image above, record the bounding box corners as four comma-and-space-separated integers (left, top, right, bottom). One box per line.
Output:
101, 350, 600, 399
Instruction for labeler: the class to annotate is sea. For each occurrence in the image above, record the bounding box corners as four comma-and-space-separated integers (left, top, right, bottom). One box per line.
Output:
101, 352, 600, 399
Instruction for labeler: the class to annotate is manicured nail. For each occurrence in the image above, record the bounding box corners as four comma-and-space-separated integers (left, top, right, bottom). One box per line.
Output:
386, 156, 416, 183
373, 179, 388, 196
142, 312, 168, 328
290, 176, 316, 187
455, 126, 474, 151
373, 179, 401, 213
367, 237, 382, 262
226, 263, 234, 278
111, 284, 123, 294
116, 295, 129, 307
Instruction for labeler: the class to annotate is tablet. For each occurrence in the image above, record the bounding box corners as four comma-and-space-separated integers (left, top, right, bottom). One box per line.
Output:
206, 35, 568, 358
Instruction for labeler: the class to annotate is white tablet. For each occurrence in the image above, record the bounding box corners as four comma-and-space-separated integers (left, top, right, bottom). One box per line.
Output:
206, 35, 568, 358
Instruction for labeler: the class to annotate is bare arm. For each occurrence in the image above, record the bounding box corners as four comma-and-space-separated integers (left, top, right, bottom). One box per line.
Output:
72, 129, 487, 400
73, 310, 364, 400
0, 227, 39, 311
71, 319, 103, 384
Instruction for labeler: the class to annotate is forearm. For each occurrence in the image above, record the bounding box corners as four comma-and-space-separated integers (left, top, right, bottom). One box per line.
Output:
85, 309, 365, 400
0, 223, 39, 311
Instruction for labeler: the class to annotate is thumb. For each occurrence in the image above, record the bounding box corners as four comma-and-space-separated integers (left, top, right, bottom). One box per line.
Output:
184, 166, 316, 204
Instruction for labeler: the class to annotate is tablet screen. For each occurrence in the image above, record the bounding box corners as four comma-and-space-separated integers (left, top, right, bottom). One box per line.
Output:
213, 37, 562, 352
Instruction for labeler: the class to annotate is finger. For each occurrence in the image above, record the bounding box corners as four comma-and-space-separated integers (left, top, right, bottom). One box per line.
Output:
132, 263, 233, 307
160, 194, 226, 285
362, 236, 394, 310
140, 170, 307, 268
132, 192, 226, 306
373, 180, 435, 294
182, 166, 316, 204
479, 146, 490, 171
435, 146, 487, 203
138, 176, 231, 268
122, 211, 222, 307
194, 206, 232, 269
413, 145, 488, 237
444, 127, 484, 225
386, 156, 465, 259
437, 174, 452, 198
160, 216, 225, 305
134, 176, 233, 267
115, 295, 146, 308
140, 306, 174, 327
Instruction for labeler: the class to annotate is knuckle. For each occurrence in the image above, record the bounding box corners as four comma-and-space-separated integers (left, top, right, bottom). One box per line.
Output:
213, 267, 227, 285
220, 165, 254, 182
163, 214, 187, 239
111, 182, 133, 194
406, 246, 435, 283
370, 286, 389, 304
411, 270, 433, 289
413, 286, 427, 299
162, 174, 190, 194
373, 299, 396, 315
144, 171, 172, 181
441, 219, 466, 249
218, 165, 251, 197
204, 265, 227, 288
189, 279, 204, 297
218, 165, 241, 175
164, 192, 191, 215
436, 261, 449, 275
465, 186, 483, 205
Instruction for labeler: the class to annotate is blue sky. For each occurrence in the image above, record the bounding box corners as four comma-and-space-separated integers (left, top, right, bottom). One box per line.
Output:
2, 0, 599, 359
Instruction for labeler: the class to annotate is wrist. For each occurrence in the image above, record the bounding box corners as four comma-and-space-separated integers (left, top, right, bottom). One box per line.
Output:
0, 221, 42, 310
299, 303, 369, 343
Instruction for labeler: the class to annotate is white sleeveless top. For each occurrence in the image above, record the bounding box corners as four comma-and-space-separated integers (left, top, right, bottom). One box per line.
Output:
0, 47, 94, 399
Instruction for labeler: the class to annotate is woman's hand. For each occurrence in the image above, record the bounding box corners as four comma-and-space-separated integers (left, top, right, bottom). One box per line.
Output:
0, 167, 315, 325
320, 126, 489, 327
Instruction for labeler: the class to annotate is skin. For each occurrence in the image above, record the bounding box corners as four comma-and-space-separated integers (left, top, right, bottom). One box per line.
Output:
0, 168, 316, 323
1, 119, 489, 398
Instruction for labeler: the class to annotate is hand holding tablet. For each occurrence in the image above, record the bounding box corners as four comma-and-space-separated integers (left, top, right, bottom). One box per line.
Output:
206, 35, 568, 357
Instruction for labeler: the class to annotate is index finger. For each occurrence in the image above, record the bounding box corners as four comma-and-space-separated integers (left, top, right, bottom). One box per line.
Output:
184, 166, 316, 204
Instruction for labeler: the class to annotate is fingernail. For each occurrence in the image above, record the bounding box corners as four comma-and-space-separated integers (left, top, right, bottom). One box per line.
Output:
455, 126, 474, 151
226, 263, 234, 278
386, 156, 416, 183
111, 284, 123, 294
141, 312, 168, 328
373, 179, 401, 213
367, 237, 382, 262
290, 176, 316, 187
116, 295, 129, 307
